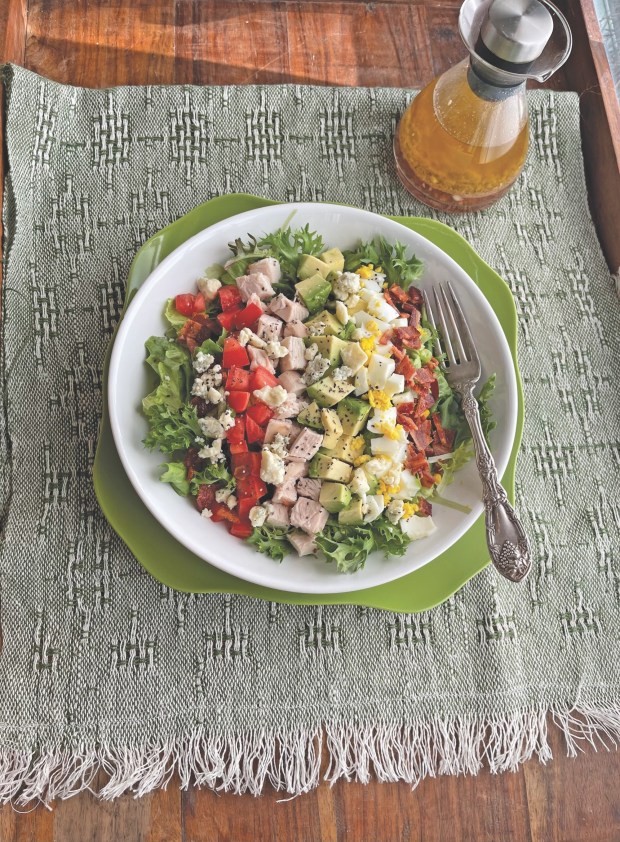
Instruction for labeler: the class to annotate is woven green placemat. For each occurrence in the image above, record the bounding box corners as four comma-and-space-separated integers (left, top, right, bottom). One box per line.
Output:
2, 63, 620, 802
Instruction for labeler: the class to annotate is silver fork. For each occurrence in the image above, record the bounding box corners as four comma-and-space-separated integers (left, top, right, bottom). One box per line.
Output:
423, 283, 531, 583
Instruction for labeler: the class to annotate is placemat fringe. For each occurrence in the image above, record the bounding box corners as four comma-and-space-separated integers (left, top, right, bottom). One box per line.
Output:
3, 708, 620, 804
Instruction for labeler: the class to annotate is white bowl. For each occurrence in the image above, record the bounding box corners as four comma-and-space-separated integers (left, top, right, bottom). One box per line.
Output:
108, 203, 517, 594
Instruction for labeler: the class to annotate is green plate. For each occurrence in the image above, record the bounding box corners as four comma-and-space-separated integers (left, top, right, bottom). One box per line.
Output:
93, 193, 523, 612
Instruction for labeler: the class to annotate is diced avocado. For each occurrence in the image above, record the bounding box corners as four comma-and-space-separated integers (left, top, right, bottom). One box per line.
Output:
298, 254, 332, 280
365, 473, 379, 494
337, 396, 371, 435
319, 247, 345, 274
319, 481, 352, 513
295, 273, 332, 314
307, 375, 355, 408
338, 497, 366, 525
320, 408, 343, 449
326, 435, 365, 464
304, 309, 342, 337
312, 335, 348, 366
297, 401, 324, 430
309, 454, 353, 483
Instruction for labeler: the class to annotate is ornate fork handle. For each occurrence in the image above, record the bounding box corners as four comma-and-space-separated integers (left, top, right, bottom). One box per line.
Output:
458, 383, 531, 582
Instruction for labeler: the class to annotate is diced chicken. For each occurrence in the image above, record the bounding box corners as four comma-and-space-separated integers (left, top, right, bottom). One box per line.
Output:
269, 294, 309, 323
290, 497, 329, 535
297, 478, 322, 501
248, 257, 282, 285
283, 320, 309, 338
247, 346, 275, 373
264, 418, 293, 444
256, 314, 283, 342
277, 370, 306, 395
272, 481, 298, 506
284, 460, 309, 480
279, 336, 307, 372
235, 272, 275, 302
288, 530, 317, 557
288, 428, 324, 461
275, 394, 306, 419
265, 502, 290, 529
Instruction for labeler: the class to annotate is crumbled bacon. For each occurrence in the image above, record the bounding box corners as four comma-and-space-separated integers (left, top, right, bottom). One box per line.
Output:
417, 498, 433, 517
196, 484, 216, 512
392, 326, 422, 350
408, 308, 421, 329
411, 420, 432, 452
190, 397, 209, 418
405, 444, 430, 475
389, 285, 409, 307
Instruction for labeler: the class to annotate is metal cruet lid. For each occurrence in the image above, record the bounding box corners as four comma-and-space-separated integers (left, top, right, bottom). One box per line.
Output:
459, 0, 572, 83
481, 0, 554, 64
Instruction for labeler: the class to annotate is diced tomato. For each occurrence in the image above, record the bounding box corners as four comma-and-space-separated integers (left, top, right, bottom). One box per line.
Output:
232, 451, 261, 478
226, 416, 246, 445
217, 308, 242, 332
175, 293, 196, 317
238, 497, 258, 519
227, 390, 250, 413
246, 403, 274, 426
237, 476, 267, 500
245, 416, 265, 444
249, 365, 278, 390
222, 337, 250, 369
193, 293, 206, 314
234, 302, 263, 329
430, 378, 439, 400
218, 286, 243, 311
228, 441, 249, 454
229, 521, 254, 538
226, 366, 252, 392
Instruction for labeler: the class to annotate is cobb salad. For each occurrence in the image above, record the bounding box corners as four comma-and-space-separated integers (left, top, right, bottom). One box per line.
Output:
141, 223, 494, 573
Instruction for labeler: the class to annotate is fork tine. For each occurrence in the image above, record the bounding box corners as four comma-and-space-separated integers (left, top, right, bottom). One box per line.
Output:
422, 290, 444, 358
438, 284, 468, 363
446, 282, 478, 363
432, 287, 458, 365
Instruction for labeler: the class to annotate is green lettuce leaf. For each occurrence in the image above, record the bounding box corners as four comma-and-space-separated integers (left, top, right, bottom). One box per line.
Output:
189, 462, 236, 496
315, 515, 411, 574
343, 237, 423, 290
197, 328, 228, 356
247, 525, 291, 562
159, 461, 190, 496
164, 299, 188, 331
142, 336, 199, 454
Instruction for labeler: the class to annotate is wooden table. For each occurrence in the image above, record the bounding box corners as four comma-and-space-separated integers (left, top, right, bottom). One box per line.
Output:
1, 1, 620, 839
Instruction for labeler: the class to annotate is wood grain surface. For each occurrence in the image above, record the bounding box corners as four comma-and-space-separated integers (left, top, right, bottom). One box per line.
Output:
1, 0, 620, 839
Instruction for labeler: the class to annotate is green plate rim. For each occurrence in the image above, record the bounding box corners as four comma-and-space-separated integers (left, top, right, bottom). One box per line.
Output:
93, 193, 524, 612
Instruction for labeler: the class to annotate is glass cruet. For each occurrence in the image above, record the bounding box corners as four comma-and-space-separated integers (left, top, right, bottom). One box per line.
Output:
394, 0, 572, 212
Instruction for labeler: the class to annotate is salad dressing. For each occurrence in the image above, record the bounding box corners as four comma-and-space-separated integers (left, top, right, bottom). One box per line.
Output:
394, 0, 572, 212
